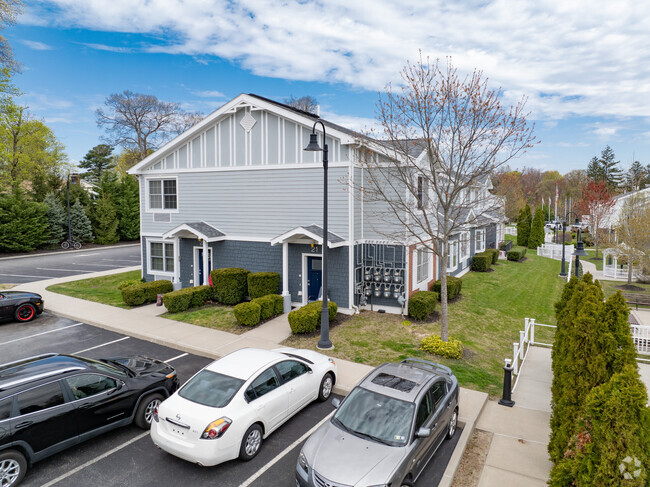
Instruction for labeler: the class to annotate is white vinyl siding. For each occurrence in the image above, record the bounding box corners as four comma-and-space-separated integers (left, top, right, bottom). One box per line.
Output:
475, 229, 486, 253
149, 240, 175, 274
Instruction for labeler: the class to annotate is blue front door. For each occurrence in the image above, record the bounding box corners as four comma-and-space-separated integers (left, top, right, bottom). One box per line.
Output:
307, 257, 322, 302
198, 248, 212, 285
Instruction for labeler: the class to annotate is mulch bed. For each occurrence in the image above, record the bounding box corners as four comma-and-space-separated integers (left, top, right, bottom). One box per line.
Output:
617, 284, 646, 292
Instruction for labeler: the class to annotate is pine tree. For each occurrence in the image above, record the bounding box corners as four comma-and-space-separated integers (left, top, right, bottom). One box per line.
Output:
92, 193, 119, 245
586, 146, 623, 191
44, 192, 67, 246
69, 199, 94, 243
516, 204, 531, 247
117, 175, 140, 241
601, 291, 638, 373
528, 206, 545, 249
79, 144, 115, 185
0, 191, 49, 251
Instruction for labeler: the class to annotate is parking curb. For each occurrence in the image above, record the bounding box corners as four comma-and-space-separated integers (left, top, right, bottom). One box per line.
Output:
0, 243, 140, 261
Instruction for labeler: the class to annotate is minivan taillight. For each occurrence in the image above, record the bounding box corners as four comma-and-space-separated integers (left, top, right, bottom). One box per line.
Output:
201, 417, 232, 439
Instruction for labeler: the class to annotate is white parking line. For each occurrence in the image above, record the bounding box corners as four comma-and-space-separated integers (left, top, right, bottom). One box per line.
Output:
73, 337, 130, 354
238, 411, 334, 487
71, 263, 122, 267
74, 253, 100, 257
0, 273, 59, 279
36, 267, 94, 273
0, 323, 84, 346
164, 352, 189, 363
40, 431, 149, 487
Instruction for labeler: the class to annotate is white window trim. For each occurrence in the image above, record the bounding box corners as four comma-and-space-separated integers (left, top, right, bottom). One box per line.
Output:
475, 229, 486, 253
459, 231, 470, 261
148, 239, 175, 276
192, 246, 214, 286
416, 246, 430, 284
144, 176, 180, 213
447, 240, 459, 272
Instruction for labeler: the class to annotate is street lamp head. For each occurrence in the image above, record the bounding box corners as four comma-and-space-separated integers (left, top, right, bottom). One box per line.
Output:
572, 241, 588, 257
304, 132, 323, 152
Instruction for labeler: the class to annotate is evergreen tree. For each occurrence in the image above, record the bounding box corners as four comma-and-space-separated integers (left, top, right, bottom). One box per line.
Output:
0, 191, 49, 252
528, 206, 545, 249
623, 161, 647, 191
92, 193, 119, 245
117, 175, 140, 240
44, 192, 67, 246
516, 204, 532, 247
69, 199, 94, 243
79, 144, 115, 185
586, 146, 623, 191
586, 156, 604, 182
601, 291, 638, 374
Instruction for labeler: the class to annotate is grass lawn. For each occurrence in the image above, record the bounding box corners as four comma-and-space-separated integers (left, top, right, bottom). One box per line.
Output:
162, 305, 244, 334
600, 279, 650, 298
47, 270, 141, 309
584, 249, 604, 270
283, 252, 565, 397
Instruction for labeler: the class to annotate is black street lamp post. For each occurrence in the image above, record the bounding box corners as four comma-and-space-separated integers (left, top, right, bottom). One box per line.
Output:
572, 226, 588, 277
304, 121, 333, 350
66, 174, 72, 246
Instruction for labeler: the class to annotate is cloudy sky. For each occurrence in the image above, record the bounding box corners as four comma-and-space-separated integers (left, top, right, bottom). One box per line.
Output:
8, 0, 650, 173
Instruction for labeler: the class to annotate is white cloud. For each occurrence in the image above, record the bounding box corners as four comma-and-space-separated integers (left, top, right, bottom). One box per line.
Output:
590, 123, 621, 139
22, 1, 650, 122
192, 89, 226, 99
21, 40, 53, 50
80, 43, 134, 53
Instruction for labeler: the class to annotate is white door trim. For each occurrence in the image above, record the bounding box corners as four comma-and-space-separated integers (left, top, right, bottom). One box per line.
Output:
193, 246, 213, 286
302, 252, 322, 305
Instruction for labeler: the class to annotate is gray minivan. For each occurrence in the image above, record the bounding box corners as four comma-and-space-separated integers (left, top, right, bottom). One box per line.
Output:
296, 358, 459, 487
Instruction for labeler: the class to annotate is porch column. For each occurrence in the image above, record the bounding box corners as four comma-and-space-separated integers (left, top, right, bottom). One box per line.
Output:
173, 237, 181, 290
202, 239, 209, 286
282, 242, 291, 313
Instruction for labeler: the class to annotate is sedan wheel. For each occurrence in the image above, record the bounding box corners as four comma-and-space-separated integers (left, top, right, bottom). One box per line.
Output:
15, 303, 36, 322
135, 393, 164, 429
318, 373, 334, 402
239, 424, 263, 461
0, 451, 26, 487
447, 407, 458, 439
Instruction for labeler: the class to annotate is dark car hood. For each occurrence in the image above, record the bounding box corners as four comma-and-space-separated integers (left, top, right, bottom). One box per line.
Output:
103, 356, 173, 377
0, 291, 42, 300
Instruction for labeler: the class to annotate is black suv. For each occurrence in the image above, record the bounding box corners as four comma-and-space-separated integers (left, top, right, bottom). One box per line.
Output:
0, 353, 179, 486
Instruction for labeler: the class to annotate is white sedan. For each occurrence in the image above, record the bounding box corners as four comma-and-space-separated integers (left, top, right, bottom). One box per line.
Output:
150, 347, 337, 466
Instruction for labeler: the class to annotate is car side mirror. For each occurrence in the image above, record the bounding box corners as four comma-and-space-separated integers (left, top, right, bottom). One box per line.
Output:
331, 397, 341, 409
415, 427, 431, 438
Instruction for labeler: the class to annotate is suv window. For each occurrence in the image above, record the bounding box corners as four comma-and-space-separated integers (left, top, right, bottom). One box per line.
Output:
249, 368, 280, 399
17, 382, 65, 415
430, 382, 446, 408
66, 374, 117, 400
275, 361, 309, 383
415, 391, 433, 430
0, 397, 12, 420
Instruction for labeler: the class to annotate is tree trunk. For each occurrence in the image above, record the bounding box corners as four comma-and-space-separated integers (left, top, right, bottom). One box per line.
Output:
627, 256, 633, 285
440, 239, 448, 342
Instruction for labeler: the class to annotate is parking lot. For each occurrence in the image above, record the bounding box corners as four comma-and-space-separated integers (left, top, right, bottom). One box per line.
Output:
1, 312, 460, 486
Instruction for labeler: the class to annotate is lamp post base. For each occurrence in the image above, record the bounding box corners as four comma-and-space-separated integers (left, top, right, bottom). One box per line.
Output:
559, 272, 567, 277
317, 340, 334, 350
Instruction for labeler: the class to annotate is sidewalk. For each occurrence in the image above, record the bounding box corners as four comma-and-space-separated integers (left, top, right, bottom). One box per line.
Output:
11, 267, 563, 486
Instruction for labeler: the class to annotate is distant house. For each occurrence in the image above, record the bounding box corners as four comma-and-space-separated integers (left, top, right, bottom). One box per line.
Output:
128, 94, 505, 314
599, 187, 650, 231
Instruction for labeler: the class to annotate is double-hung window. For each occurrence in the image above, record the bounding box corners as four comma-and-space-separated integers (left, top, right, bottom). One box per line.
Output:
417, 176, 427, 210
150, 241, 175, 273
416, 247, 430, 283
447, 241, 458, 271
459, 232, 470, 261
148, 179, 177, 211
475, 229, 486, 253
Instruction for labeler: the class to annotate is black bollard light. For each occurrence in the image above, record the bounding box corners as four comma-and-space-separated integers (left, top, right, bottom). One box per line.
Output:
498, 359, 515, 407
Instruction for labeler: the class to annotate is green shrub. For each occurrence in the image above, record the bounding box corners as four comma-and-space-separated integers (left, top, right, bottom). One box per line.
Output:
118, 279, 141, 290
121, 279, 173, 306
268, 294, 285, 315
247, 272, 280, 299
507, 246, 527, 261
408, 291, 438, 321
499, 239, 514, 251
233, 301, 261, 326
471, 252, 492, 271
163, 285, 213, 313
420, 334, 463, 359
211, 268, 250, 305
484, 248, 499, 264
580, 233, 594, 247
430, 276, 462, 301
252, 295, 276, 320
288, 300, 337, 334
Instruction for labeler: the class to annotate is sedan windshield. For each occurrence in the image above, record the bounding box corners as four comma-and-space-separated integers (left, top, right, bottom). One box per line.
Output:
179, 370, 244, 408
333, 387, 414, 446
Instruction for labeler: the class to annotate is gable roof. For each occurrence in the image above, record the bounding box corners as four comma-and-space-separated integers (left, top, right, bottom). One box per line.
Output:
270, 224, 347, 248
161, 222, 226, 242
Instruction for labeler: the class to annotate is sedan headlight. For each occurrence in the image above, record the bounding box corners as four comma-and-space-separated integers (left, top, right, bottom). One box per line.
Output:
298, 450, 309, 473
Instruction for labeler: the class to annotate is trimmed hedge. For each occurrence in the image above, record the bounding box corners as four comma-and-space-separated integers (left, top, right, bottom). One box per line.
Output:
252, 295, 276, 320
420, 334, 463, 359
268, 294, 285, 315
234, 301, 261, 326
163, 285, 213, 313
211, 268, 250, 305
484, 248, 499, 264
118, 279, 141, 290
248, 272, 280, 299
288, 300, 337, 334
471, 252, 492, 272
121, 280, 173, 306
507, 246, 527, 261
430, 276, 462, 301
408, 291, 438, 321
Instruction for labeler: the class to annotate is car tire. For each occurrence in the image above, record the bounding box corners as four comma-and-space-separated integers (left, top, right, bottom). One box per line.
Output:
239, 424, 263, 461
400, 478, 413, 487
0, 450, 27, 487
14, 303, 36, 322
446, 407, 458, 440
317, 373, 334, 402
134, 393, 164, 429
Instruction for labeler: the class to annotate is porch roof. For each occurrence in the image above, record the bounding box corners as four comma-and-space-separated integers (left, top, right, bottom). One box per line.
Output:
270, 224, 347, 248
162, 221, 226, 242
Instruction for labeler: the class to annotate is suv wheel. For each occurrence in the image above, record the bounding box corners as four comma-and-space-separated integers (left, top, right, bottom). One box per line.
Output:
0, 450, 27, 487
447, 407, 458, 439
135, 393, 164, 429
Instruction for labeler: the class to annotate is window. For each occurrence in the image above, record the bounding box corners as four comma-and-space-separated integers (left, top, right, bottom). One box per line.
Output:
430, 381, 446, 408
416, 248, 430, 283
460, 232, 470, 261
415, 391, 433, 430
0, 397, 12, 420
17, 382, 65, 415
249, 368, 280, 399
65, 374, 117, 400
150, 241, 174, 273
275, 361, 309, 383
417, 176, 427, 210
179, 370, 244, 408
447, 241, 458, 271
475, 229, 486, 253
148, 179, 177, 210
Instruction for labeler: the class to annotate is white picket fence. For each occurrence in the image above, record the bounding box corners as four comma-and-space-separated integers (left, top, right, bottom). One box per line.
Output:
537, 243, 574, 260
632, 325, 650, 355
603, 263, 641, 280
505, 226, 517, 236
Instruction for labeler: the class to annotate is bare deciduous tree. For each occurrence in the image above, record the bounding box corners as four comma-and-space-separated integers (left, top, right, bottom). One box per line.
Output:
614, 194, 649, 284
0, 0, 23, 73
355, 55, 536, 341
285, 95, 318, 114
576, 180, 616, 258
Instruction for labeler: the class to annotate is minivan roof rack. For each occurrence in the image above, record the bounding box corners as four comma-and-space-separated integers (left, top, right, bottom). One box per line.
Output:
400, 358, 452, 376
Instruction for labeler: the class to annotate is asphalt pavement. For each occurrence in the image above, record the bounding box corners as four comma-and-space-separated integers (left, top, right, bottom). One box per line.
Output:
0, 245, 140, 284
